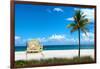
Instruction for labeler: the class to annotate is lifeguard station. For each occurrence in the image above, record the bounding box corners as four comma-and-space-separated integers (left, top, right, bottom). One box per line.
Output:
26, 39, 43, 53
26, 39, 44, 60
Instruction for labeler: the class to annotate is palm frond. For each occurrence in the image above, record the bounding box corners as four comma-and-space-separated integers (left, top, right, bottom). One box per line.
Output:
67, 9, 90, 35
73, 16, 77, 24
80, 18, 89, 24
80, 28, 89, 36
71, 25, 79, 33
74, 10, 81, 22
67, 23, 76, 28
81, 14, 87, 19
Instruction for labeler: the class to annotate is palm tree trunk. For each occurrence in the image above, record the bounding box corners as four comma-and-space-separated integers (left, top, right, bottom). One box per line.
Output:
78, 28, 81, 58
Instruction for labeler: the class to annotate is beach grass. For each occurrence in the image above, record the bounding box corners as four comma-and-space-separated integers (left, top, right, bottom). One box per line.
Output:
15, 56, 94, 68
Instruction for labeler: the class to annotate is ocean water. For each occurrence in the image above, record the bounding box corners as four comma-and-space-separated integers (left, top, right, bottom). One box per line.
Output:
15, 45, 94, 52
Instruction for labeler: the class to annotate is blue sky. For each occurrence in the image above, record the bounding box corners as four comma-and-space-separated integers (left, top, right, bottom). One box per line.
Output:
15, 4, 95, 46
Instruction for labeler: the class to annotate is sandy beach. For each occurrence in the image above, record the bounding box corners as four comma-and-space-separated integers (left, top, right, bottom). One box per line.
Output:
15, 49, 94, 61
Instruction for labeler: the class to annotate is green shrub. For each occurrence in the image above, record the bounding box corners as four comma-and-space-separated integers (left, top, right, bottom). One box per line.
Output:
15, 56, 94, 68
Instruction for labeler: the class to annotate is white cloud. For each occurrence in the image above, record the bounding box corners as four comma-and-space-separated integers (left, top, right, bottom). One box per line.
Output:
15, 34, 65, 45
66, 17, 74, 21
15, 33, 94, 46
48, 34, 66, 40
15, 36, 26, 46
37, 37, 47, 42
53, 8, 63, 12
74, 8, 79, 11
81, 32, 94, 43
74, 8, 94, 22
36, 34, 66, 43
82, 32, 94, 38
15, 36, 21, 40
81, 8, 94, 22
35, 34, 78, 45
67, 8, 94, 22
27, 38, 33, 41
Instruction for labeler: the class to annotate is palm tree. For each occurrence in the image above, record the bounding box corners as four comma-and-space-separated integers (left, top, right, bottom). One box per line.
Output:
67, 9, 90, 58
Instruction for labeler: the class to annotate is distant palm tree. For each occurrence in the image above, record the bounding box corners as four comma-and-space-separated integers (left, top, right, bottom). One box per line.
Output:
67, 10, 90, 58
